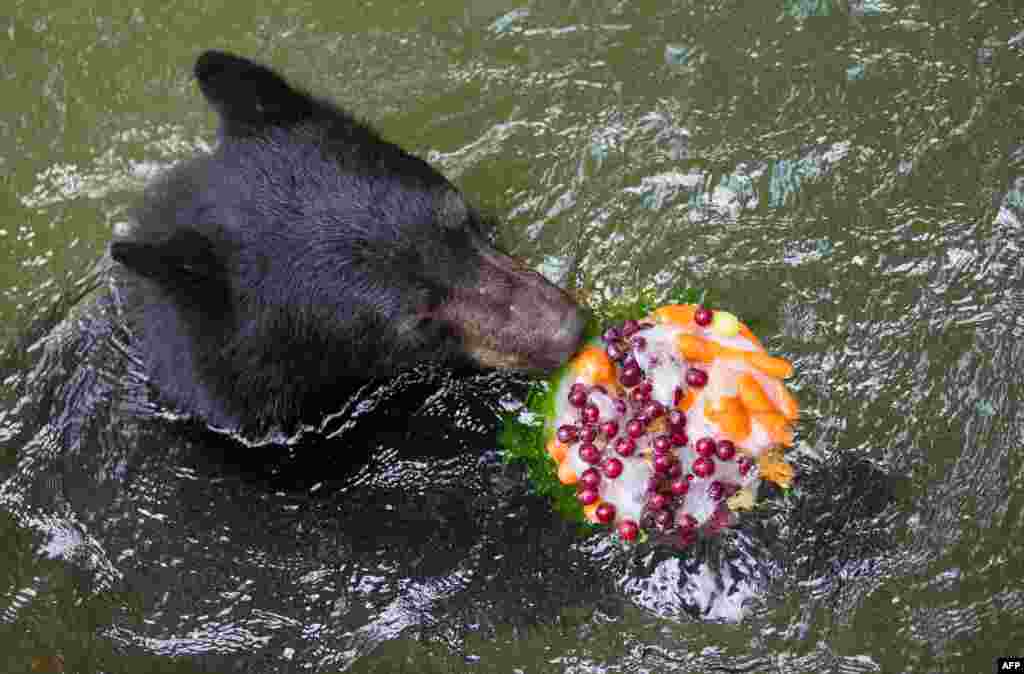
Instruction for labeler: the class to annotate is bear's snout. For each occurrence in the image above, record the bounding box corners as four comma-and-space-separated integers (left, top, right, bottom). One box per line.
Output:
437, 245, 587, 373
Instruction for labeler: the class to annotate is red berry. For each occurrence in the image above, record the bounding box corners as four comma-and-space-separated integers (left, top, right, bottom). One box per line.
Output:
715, 440, 736, 461
626, 418, 646, 438
618, 519, 639, 541
580, 467, 601, 490
577, 488, 599, 505
614, 437, 636, 457
694, 306, 713, 327
601, 420, 619, 438
668, 409, 687, 428
583, 403, 600, 424
685, 368, 709, 387
668, 463, 683, 479
679, 513, 699, 529
620, 364, 642, 388
638, 380, 653, 395
738, 457, 752, 476
695, 437, 716, 457
707, 505, 734, 533
654, 510, 674, 529
556, 425, 578, 444
580, 425, 598, 443
692, 456, 715, 478
568, 387, 588, 407
708, 481, 724, 500
648, 493, 669, 511
670, 430, 689, 447
653, 454, 674, 474
613, 398, 628, 415
579, 443, 602, 464
603, 457, 624, 479
653, 435, 671, 454
670, 478, 690, 496
595, 502, 616, 524
601, 326, 622, 343
642, 400, 664, 419
630, 387, 650, 405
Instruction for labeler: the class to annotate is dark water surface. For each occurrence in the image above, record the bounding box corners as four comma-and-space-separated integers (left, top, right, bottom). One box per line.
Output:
2, 2, 1023, 673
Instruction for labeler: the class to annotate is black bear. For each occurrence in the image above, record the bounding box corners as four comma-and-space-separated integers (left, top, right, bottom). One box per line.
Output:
108, 50, 586, 438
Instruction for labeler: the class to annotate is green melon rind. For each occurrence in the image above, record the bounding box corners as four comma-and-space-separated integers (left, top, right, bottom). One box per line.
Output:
499, 287, 707, 530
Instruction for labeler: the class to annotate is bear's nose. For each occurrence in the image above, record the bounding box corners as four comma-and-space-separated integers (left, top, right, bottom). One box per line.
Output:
436, 244, 590, 374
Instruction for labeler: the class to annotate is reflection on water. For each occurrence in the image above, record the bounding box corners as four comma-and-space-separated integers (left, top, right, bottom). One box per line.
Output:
2, 1, 1024, 673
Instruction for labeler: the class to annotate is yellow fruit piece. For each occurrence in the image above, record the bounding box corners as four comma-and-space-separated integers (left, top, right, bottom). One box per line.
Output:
727, 487, 756, 511
759, 450, 794, 488
570, 345, 616, 386
710, 310, 741, 337
583, 501, 601, 522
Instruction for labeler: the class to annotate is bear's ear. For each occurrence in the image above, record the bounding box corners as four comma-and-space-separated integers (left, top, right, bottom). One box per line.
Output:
110, 228, 226, 290
194, 50, 315, 137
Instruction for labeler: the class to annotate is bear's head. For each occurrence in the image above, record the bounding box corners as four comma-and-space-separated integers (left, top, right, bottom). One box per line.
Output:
110, 50, 586, 436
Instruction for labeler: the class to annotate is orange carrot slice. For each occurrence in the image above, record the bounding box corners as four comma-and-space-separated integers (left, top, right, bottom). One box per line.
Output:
557, 461, 578, 485
705, 396, 751, 441
750, 411, 794, 447
737, 373, 779, 414
765, 378, 800, 421
678, 334, 792, 379
653, 304, 697, 327
676, 334, 723, 362
570, 345, 616, 386
737, 323, 764, 350
546, 437, 568, 463
739, 351, 793, 379
677, 388, 699, 411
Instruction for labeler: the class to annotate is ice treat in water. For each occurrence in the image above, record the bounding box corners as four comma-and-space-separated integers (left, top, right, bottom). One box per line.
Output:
506, 303, 798, 547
